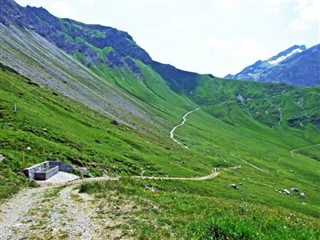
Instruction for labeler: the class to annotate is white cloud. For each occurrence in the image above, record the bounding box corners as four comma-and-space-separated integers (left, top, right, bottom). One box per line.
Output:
207, 37, 233, 49
264, 6, 280, 15
167, 20, 194, 34
233, 39, 269, 62
213, 0, 240, 9
299, 0, 320, 20
48, 1, 77, 19
151, 20, 194, 37
290, 0, 319, 32
289, 18, 310, 31
206, 37, 270, 75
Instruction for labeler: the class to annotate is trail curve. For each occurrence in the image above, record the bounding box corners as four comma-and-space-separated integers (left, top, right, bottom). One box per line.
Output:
290, 143, 320, 157
170, 108, 200, 148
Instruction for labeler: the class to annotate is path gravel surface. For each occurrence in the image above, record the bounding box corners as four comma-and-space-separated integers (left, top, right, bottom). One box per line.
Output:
0, 187, 48, 239
170, 108, 200, 148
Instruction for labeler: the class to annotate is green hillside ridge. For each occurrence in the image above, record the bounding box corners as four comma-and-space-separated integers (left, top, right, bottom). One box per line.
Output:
0, 0, 319, 238
1, 63, 320, 238
61, 24, 320, 134
192, 75, 320, 131
0, 64, 204, 199
0, 23, 197, 134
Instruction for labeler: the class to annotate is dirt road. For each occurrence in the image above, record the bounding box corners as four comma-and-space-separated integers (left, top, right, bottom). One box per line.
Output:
170, 108, 200, 148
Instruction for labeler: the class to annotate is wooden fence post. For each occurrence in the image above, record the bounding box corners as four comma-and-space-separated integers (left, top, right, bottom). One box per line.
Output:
22, 150, 25, 168
13, 103, 17, 114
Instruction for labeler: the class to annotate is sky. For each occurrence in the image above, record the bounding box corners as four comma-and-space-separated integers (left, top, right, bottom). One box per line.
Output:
16, 0, 320, 77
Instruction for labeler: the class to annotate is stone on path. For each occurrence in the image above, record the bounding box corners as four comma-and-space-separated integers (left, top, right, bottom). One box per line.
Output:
282, 189, 290, 195
229, 184, 238, 189
0, 154, 5, 162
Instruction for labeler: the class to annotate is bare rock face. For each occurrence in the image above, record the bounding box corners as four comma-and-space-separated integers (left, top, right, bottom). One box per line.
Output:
0, 0, 23, 26
0, 0, 151, 73
107, 51, 126, 68
1, 0, 202, 94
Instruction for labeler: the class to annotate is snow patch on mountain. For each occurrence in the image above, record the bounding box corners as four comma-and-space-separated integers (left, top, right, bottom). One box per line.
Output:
224, 44, 320, 86
268, 48, 303, 65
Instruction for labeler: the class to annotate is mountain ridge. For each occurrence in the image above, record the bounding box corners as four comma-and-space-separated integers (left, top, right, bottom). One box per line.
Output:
0, 0, 201, 94
225, 44, 320, 86
1, 0, 320, 238
1, 0, 319, 131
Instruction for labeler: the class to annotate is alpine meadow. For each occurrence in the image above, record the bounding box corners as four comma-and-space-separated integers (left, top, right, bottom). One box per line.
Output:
0, 0, 319, 239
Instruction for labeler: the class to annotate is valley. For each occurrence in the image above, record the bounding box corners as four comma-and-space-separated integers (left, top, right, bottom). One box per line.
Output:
1, 65, 319, 238
0, 0, 319, 239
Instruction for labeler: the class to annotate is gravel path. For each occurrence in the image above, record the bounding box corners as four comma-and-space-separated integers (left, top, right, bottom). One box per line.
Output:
230, 154, 264, 172
133, 168, 219, 181
0, 183, 109, 239
53, 186, 98, 239
170, 108, 200, 148
0, 177, 117, 240
0, 165, 223, 239
290, 143, 320, 157
0, 187, 48, 239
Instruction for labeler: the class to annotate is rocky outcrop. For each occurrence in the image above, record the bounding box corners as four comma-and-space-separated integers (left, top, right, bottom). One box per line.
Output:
0, 0, 150, 72
0, 0, 201, 93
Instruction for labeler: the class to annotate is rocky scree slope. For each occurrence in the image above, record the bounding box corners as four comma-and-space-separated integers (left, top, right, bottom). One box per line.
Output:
1, 0, 320, 132
0, 22, 156, 130
225, 44, 320, 86
1, 0, 189, 131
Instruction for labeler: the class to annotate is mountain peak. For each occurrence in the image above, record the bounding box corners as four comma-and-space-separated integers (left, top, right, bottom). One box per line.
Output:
267, 45, 306, 65
225, 44, 319, 86
0, 0, 153, 66
2, 0, 17, 5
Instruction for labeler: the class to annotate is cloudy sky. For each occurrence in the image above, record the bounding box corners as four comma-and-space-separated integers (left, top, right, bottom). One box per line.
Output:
16, 0, 319, 77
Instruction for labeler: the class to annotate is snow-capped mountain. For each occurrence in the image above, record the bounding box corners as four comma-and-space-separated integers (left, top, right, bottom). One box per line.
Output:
225, 44, 320, 86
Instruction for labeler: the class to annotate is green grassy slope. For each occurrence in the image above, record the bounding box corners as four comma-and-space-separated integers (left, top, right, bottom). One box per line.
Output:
192, 75, 320, 131
0, 23, 200, 137
1, 63, 319, 237
0, 24, 172, 133
0, 2, 319, 237
89, 60, 196, 126
78, 178, 320, 239
0, 65, 203, 199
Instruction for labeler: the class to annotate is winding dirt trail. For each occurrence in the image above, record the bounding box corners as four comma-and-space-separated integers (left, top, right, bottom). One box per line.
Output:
0, 168, 222, 240
290, 143, 320, 157
133, 168, 219, 181
3, 105, 275, 239
0, 187, 48, 240
277, 105, 283, 125
230, 154, 264, 172
169, 108, 265, 172
170, 108, 200, 148
0, 177, 118, 240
